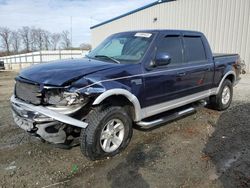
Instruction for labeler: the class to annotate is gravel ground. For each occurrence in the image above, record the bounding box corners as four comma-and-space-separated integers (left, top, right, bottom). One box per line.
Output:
0, 71, 249, 188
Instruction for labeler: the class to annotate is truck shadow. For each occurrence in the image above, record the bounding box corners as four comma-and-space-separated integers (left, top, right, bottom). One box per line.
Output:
203, 103, 250, 188
107, 143, 163, 188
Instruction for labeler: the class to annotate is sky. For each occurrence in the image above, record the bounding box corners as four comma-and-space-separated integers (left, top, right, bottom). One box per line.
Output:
0, 0, 155, 46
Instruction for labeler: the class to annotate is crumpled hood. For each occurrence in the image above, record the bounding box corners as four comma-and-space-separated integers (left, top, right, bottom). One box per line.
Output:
19, 58, 117, 86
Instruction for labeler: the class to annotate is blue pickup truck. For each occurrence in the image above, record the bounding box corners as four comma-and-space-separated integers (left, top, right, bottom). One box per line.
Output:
11, 30, 244, 160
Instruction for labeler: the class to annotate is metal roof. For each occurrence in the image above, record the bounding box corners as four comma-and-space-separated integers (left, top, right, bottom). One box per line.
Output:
90, 0, 176, 29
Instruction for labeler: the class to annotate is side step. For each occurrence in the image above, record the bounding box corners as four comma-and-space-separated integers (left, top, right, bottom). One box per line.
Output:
136, 100, 206, 129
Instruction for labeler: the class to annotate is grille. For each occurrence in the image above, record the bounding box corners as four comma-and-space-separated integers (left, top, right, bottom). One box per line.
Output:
15, 80, 41, 105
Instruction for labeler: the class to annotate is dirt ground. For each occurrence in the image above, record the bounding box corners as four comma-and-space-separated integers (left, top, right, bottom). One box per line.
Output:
0, 71, 249, 188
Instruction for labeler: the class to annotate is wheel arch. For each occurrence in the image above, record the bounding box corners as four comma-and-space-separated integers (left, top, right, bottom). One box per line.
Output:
92, 89, 142, 122
216, 71, 236, 94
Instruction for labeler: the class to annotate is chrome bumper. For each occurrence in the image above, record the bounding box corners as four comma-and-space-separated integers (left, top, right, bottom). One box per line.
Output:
10, 95, 88, 129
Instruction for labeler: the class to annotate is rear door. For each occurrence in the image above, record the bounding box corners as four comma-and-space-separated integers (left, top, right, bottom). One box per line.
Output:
179, 35, 214, 95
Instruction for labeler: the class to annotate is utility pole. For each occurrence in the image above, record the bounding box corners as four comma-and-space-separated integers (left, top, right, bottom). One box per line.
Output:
70, 16, 73, 48
70, 16, 73, 58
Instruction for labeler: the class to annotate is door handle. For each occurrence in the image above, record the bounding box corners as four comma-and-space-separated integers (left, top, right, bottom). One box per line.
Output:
177, 72, 186, 76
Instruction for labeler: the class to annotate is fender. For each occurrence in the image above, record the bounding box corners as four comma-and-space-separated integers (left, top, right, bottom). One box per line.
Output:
215, 70, 236, 94
92, 89, 142, 121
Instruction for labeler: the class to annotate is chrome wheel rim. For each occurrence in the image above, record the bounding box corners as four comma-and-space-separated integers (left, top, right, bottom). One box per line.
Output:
100, 118, 125, 153
221, 86, 231, 105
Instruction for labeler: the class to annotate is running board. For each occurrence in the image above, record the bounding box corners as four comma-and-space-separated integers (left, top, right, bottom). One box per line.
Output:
136, 107, 196, 129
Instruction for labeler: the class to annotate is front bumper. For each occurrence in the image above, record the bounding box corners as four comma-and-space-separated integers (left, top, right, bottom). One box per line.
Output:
11, 95, 88, 144
11, 95, 88, 129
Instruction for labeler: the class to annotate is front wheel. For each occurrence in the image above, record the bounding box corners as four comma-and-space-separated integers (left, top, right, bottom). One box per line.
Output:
80, 105, 133, 160
209, 79, 233, 111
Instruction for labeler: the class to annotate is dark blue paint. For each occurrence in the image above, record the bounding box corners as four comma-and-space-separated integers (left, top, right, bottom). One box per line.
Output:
17, 30, 240, 109
18, 58, 118, 86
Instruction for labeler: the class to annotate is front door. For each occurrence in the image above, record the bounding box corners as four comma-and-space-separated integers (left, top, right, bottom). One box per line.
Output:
143, 33, 186, 108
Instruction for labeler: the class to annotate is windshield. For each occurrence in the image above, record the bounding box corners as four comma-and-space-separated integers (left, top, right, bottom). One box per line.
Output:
87, 32, 154, 64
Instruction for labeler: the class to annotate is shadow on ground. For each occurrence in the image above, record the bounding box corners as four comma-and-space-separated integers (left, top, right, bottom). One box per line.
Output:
204, 103, 250, 188
107, 143, 163, 188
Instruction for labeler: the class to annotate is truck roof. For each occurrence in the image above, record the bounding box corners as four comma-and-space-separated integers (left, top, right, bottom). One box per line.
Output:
117, 29, 204, 36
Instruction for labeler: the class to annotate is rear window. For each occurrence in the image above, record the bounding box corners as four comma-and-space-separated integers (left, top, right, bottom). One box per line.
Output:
183, 37, 206, 62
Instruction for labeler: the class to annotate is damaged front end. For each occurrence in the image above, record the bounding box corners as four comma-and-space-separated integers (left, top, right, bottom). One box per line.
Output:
11, 79, 90, 146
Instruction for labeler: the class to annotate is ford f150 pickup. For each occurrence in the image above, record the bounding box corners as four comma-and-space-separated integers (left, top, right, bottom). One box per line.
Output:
11, 30, 245, 160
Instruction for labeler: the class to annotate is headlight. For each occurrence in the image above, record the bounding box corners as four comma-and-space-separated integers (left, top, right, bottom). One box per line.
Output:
44, 89, 86, 106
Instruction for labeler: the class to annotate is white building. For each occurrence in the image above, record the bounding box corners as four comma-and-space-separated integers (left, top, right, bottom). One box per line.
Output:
91, 0, 250, 72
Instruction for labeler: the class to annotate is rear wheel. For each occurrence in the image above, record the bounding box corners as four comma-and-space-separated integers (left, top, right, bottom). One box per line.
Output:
210, 79, 233, 111
80, 105, 133, 160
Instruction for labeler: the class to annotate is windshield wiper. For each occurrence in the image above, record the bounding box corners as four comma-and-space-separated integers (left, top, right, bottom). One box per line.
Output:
94, 55, 120, 64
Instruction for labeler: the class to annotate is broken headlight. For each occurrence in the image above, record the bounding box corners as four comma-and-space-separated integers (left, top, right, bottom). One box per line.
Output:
44, 89, 86, 106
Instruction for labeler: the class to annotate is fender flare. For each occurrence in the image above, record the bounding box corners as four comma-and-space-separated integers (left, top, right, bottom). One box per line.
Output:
216, 71, 236, 94
92, 89, 142, 121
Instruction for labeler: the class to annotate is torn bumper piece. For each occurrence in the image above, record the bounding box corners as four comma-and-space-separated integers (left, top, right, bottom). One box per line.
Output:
10, 95, 88, 129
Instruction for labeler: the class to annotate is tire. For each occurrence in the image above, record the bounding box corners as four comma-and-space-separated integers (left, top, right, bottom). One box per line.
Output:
80, 105, 133, 160
210, 79, 233, 111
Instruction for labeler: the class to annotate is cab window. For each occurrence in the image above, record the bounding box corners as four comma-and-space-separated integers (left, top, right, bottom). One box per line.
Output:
157, 36, 183, 65
183, 36, 207, 62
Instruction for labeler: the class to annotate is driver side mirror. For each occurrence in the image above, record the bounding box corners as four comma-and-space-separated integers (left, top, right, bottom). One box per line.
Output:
154, 52, 171, 67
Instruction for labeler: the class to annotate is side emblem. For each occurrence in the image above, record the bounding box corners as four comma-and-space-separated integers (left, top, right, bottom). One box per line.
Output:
131, 79, 142, 85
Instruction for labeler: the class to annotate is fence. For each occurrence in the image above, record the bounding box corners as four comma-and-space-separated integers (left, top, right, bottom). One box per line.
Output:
0, 50, 89, 70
